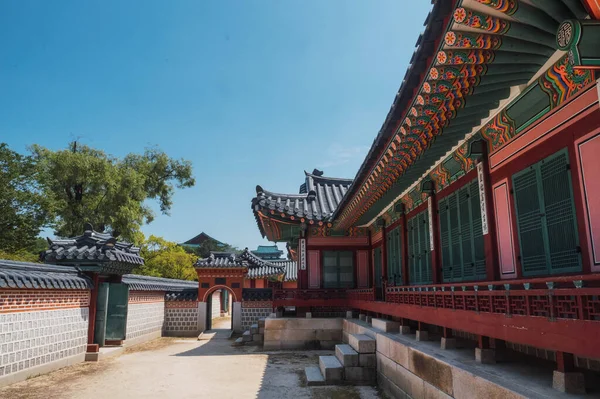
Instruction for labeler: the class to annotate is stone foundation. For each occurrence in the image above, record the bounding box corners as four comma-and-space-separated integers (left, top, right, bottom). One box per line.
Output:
263, 317, 343, 350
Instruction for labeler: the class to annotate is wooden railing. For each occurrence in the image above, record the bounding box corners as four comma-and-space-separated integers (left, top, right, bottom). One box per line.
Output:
242, 288, 273, 301
347, 288, 376, 302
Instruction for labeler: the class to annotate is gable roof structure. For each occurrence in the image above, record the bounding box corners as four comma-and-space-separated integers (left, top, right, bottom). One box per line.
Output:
252, 245, 284, 260
42, 224, 144, 275
181, 232, 224, 247
195, 248, 289, 280
251, 169, 352, 241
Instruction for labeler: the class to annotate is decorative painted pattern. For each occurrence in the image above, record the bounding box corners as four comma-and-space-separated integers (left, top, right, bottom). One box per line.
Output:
453, 142, 476, 173
436, 50, 495, 65
445, 31, 502, 49
430, 163, 452, 192
481, 110, 516, 152
474, 0, 518, 15
539, 52, 593, 108
453, 7, 510, 34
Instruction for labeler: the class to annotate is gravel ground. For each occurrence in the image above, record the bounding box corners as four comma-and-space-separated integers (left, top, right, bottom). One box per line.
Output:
0, 337, 385, 399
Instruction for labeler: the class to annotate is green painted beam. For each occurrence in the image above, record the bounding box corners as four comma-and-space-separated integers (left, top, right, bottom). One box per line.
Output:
445, 31, 555, 56
557, 20, 600, 68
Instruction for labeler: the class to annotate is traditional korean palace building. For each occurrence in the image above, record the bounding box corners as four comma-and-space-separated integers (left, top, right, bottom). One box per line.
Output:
246, 0, 600, 393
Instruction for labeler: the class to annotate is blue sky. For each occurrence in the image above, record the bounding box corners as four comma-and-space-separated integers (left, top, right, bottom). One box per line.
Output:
0, 1, 431, 251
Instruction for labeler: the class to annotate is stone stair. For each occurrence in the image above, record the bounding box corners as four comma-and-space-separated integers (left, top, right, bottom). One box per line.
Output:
304, 333, 377, 386
232, 317, 265, 347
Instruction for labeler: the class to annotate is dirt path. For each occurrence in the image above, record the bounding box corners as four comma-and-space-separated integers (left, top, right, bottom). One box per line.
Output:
0, 337, 384, 399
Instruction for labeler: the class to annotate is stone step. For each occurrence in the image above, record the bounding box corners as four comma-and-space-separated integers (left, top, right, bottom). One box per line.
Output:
304, 366, 326, 386
232, 337, 244, 347
250, 324, 259, 334
258, 318, 266, 328
371, 318, 400, 333
344, 366, 377, 384
242, 330, 252, 342
335, 344, 359, 367
359, 353, 376, 368
348, 333, 376, 354
319, 356, 343, 382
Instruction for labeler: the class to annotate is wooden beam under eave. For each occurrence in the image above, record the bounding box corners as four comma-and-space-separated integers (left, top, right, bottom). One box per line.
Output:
581, 0, 600, 19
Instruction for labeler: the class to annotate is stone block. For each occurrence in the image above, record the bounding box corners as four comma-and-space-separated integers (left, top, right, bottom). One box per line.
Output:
366, 316, 372, 324
263, 341, 281, 350
305, 312, 312, 318
252, 334, 263, 342
475, 348, 496, 364
424, 381, 453, 399
316, 329, 342, 342
345, 366, 377, 383
269, 313, 276, 318
408, 348, 453, 396
305, 366, 326, 386
376, 334, 391, 357
399, 325, 411, 334
242, 331, 252, 342
318, 340, 338, 350
372, 318, 400, 332
319, 355, 343, 382
348, 333, 376, 354
265, 318, 286, 330
552, 371, 585, 394
452, 367, 523, 399
378, 353, 424, 399
378, 372, 412, 399
250, 324, 259, 334
258, 318, 266, 328
259, 327, 265, 334
335, 344, 359, 367
346, 311, 353, 319
416, 330, 429, 342
359, 314, 366, 321
281, 328, 315, 341
359, 353, 377, 368
342, 331, 349, 344
389, 339, 409, 368
263, 329, 282, 342
440, 338, 457, 350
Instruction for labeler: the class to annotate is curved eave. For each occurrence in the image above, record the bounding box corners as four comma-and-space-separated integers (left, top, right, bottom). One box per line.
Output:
333, 0, 583, 229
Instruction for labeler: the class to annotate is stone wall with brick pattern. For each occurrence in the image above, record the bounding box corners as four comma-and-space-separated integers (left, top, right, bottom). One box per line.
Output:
164, 301, 198, 336
0, 290, 89, 385
241, 301, 272, 331
126, 291, 165, 341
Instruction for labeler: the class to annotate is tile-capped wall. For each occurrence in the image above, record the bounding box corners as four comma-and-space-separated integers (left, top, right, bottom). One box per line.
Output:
0, 307, 88, 379
0, 289, 90, 312
126, 301, 165, 340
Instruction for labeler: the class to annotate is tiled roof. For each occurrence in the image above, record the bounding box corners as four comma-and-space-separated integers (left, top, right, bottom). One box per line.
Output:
0, 260, 93, 290
43, 226, 144, 268
195, 249, 286, 280
252, 169, 353, 236
251, 245, 284, 260
271, 259, 297, 282
122, 274, 198, 292
181, 232, 223, 246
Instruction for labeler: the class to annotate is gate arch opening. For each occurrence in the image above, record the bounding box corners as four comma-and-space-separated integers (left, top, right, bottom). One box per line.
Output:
204, 285, 236, 331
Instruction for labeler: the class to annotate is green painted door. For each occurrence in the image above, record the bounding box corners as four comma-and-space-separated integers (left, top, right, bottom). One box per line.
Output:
438, 180, 486, 282
387, 226, 402, 285
373, 247, 383, 300
94, 283, 109, 347
105, 283, 129, 341
408, 210, 432, 285
512, 149, 581, 276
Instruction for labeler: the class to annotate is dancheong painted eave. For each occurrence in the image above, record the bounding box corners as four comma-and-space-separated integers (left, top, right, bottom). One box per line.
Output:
332, 0, 589, 230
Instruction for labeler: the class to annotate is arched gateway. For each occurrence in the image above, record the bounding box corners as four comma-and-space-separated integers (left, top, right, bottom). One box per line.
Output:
194, 249, 290, 333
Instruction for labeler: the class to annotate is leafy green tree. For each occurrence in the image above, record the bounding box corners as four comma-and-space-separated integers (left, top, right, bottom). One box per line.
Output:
32, 142, 195, 242
0, 143, 52, 254
135, 235, 197, 280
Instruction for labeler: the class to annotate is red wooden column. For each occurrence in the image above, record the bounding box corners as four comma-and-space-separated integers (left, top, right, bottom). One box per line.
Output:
86, 273, 100, 353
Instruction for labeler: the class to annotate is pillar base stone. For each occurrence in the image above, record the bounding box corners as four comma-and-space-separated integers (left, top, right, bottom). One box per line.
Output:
475, 348, 496, 364
346, 311, 353, 319
306, 312, 312, 319
365, 316, 372, 324
399, 326, 411, 334
359, 314, 366, 321
552, 371, 585, 394
440, 337, 457, 350
415, 330, 429, 342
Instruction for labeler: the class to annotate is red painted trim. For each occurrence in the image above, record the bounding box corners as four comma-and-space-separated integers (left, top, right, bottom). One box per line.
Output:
492, 179, 518, 279
582, 0, 600, 19
87, 273, 99, 345
436, 169, 478, 200
357, 250, 370, 288
201, 285, 238, 303
308, 236, 369, 246
308, 250, 321, 289
575, 129, 600, 272
405, 199, 429, 221
348, 299, 600, 359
